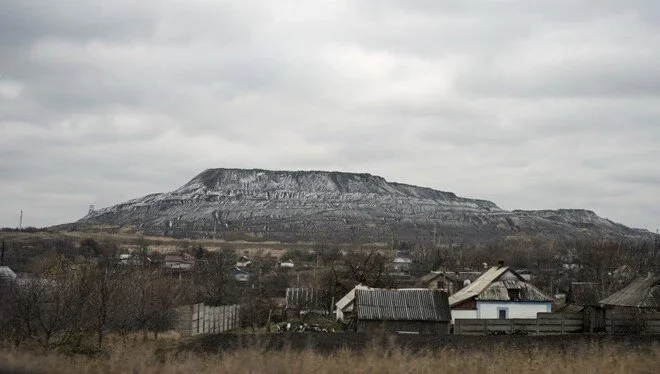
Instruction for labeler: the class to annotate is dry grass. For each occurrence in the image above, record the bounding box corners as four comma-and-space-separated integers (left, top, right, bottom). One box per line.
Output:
0, 339, 657, 374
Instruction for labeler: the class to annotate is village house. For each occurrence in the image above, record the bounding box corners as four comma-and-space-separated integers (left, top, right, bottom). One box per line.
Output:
353, 288, 451, 334
164, 253, 196, 270
285, 287, 325, 317
392, 251, 413, 273
417, 271, 459, 295
449, 262, 552, 320
232, 266, 250, 282
278, 259, 295, 269
235, 255, 251, 268
417, 269, 483, 295
600, 273, 660, 310
515, 269, 535, 282
598, 273, 660, 334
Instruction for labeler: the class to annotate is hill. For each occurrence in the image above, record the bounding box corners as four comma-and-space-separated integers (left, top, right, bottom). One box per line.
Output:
76, 168, 651, 243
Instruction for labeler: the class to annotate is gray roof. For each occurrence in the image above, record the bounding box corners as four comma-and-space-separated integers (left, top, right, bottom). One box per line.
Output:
418, 270, 458, 286
476, 280, 552, 302
355, 289, 451, 322
599, 274, 660, 309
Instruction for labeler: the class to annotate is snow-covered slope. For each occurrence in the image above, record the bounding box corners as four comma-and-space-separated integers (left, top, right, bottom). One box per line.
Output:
78, 168, 650, 242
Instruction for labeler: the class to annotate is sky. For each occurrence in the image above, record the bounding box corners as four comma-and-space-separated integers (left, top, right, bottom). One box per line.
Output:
0, 0, 659, 231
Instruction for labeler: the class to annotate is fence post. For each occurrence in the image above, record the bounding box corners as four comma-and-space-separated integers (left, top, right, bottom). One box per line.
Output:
536, 317, 540, 335
222, 306, 227, 332
212, 306, 216, 334
484, 319, 489, 335
561, 313, 565, 334
188, 304, 193, 336
196, 303, 201, 335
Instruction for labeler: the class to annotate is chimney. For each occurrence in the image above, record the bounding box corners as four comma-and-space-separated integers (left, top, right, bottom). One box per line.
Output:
497, 260, 504, 268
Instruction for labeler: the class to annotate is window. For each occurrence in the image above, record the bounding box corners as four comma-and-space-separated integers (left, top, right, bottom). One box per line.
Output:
497, 308, 508, 319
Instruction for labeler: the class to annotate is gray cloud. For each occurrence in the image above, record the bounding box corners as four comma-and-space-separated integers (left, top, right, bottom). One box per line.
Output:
0, 0, 658, 231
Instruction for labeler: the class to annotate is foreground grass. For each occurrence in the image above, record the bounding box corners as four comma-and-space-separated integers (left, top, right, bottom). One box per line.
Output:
0, 339, 657, 374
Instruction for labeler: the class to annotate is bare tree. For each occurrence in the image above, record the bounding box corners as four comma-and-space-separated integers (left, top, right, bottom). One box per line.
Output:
124, 270, 183, 339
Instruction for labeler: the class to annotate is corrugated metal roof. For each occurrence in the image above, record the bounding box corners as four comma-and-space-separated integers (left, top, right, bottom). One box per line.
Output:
599, 274, 660, 309
476, 280, 552, 302
448, 266, 514, 306
355, 289, 451, 322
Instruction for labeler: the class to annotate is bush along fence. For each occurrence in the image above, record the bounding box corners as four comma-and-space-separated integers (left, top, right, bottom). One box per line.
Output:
173, 303, 241, 335
454, 312, 660, 335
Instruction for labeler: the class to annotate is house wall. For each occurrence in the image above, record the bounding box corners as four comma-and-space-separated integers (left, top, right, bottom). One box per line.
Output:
357, 320, 449, 335
476, 301, 551, 319
451, 309, 477, 322
165, 261, 192, 269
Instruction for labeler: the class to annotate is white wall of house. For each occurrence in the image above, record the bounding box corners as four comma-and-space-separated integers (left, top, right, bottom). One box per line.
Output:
166, 262, 193, 270
451, 309, 477, 322
476, 301, 551, 319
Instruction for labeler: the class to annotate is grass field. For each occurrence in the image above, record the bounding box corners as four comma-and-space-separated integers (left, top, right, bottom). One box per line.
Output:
0, 334, 658, 373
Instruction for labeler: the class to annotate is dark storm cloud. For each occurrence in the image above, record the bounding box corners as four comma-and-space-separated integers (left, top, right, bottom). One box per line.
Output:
0, 0, 658, 231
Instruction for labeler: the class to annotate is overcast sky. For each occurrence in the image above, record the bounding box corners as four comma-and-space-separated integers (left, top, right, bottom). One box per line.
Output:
1, 1, 658, 231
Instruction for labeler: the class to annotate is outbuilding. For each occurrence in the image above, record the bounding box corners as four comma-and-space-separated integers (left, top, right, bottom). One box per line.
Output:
335, 284, 372, 322
600, 273, 660, 310
353, 288, 451, 334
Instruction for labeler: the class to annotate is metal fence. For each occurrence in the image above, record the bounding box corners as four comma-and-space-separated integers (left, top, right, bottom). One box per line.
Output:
173, 303, 241, 335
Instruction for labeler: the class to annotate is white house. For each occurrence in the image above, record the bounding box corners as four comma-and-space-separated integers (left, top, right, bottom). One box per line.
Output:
448, 264, 552, 321
279, 259, 295, 269
164, 253, 196, 270
236, 255, 251, 268
392, 252, 413, 273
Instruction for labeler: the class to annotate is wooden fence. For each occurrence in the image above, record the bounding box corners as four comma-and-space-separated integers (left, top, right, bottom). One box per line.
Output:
606, 311, 660, 334
173, 303, 241, 335
454, 313, 583, 335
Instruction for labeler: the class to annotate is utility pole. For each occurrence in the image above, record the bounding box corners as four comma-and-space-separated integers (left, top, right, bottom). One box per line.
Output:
19, 210, 23, 231
654, 229, 659, 272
